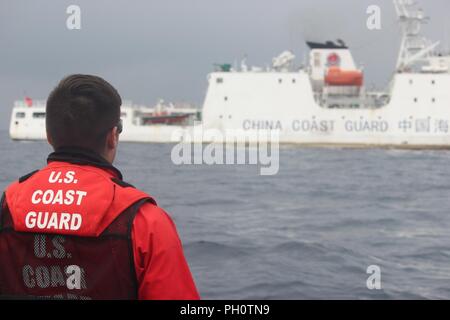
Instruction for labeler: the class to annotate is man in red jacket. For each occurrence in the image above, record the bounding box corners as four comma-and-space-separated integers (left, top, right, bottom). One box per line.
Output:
0, 74, 200, 300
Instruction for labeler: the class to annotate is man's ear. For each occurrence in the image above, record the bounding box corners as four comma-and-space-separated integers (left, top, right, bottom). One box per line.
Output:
106, 127, 119, 150
46, 132, 54, 147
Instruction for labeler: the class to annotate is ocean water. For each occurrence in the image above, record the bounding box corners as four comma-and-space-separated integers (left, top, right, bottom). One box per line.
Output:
2, 130, 450, 299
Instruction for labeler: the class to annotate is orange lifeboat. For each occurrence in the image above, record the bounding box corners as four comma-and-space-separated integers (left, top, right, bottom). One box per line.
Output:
325, 67, 363, 86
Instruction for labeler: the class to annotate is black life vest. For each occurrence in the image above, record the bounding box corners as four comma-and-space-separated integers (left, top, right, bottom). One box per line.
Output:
0, 164, 155, 300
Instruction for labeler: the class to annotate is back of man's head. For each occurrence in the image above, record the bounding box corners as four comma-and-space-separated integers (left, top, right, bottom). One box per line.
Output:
46, 74, 122, 152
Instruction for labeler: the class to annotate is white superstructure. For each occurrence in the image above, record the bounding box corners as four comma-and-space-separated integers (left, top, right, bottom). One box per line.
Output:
200, 0, 450, 147
9, 0, 450, 147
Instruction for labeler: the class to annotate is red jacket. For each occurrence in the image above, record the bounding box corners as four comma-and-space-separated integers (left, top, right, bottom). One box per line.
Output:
132, 198, 200, 300
1, 148, 200, 300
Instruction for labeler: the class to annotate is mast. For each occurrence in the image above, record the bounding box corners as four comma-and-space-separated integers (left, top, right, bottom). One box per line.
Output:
393, 0, 439, 72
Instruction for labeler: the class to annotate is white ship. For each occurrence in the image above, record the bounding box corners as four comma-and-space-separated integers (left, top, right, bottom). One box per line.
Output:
10, 99, 200, 143
10, 0, 450, 147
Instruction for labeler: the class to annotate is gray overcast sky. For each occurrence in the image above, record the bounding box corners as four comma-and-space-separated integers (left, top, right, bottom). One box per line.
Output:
1, 0, 449, 128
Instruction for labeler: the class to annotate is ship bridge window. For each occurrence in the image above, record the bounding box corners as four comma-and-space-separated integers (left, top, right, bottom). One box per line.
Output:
314, 52, 321, 67
15, 112, 26, 119
32, 112, 46, 119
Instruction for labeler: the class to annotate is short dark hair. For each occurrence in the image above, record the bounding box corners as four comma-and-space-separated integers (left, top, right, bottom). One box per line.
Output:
46, 74, 122, 151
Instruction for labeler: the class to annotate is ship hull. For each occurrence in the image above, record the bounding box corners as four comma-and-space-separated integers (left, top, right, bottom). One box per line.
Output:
9, 128, 450, 148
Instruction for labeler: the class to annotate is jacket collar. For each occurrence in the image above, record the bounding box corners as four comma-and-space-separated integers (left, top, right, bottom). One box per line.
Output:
47, 146, 123, 180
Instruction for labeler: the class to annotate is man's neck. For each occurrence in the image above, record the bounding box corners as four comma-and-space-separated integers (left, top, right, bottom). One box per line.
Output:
47, 146, 123, 180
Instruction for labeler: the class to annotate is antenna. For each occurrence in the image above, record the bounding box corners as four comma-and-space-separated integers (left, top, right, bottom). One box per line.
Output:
241, 54, 248, 72
393, 0, 440, 71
